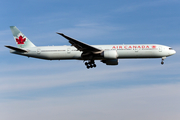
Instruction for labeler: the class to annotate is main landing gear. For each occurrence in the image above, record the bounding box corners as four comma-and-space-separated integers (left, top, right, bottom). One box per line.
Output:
161, 57, 166, 65
85, 60, 96, 69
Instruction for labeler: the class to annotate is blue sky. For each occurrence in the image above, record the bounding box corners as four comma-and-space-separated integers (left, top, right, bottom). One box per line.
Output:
0, 0, 180, 120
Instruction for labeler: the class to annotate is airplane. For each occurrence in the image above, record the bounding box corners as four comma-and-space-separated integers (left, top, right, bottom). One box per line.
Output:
5, 26, 176, 69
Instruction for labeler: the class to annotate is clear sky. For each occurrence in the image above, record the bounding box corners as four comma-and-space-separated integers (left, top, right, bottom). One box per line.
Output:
0, 0, 180, 120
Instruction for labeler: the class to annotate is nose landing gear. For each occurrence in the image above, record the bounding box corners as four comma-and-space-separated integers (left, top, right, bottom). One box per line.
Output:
85, 60, 96, 69
161, 57, 166, 65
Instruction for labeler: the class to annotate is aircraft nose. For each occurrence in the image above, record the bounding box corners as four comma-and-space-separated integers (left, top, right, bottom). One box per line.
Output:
168, 49, 176, 56
173, 50, 176, 55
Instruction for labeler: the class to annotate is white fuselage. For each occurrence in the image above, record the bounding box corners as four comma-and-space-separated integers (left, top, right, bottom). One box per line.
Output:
10, 44, 176, 60
7, 26, 176, 68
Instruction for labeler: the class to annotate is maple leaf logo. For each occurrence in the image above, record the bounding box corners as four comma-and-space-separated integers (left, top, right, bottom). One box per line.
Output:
152, 45, 156, 49
16, 36, 26, 44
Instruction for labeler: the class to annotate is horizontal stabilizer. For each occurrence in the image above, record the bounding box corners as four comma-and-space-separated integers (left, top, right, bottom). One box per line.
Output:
5, 45, 27, 52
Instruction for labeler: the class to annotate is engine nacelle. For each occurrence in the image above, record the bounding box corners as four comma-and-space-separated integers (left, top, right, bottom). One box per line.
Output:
101, 59, 118, 65
102, 50, 118, 59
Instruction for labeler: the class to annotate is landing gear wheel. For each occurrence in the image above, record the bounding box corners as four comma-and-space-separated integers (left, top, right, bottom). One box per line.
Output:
93, 64, 96, 67
90, 64, 93, 68
161, 61, 164, 65
84, 60, 97, 69
87, 65, 90, 69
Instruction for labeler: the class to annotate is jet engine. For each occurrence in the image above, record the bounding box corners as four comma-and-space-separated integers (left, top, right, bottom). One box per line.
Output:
101, 50, 118, 59
101, 59, 118, 65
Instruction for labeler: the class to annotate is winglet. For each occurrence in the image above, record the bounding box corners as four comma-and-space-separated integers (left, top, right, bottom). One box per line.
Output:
56, 32, 65, 37
56, 32, 63, 35
56, 32, 75, 42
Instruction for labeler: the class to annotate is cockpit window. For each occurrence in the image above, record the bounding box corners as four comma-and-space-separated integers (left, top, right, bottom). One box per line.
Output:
169, 48, 173, 50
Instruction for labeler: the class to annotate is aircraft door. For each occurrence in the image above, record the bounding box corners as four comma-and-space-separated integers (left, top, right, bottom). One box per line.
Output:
135, 47, 138, 52
134, 46, 139, 52
37, 48, 41, 54
67, 47, 71, 54
159, 46, 162, 52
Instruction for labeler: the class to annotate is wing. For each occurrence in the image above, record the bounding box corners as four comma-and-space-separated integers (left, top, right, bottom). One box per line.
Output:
56, 33, 102, 53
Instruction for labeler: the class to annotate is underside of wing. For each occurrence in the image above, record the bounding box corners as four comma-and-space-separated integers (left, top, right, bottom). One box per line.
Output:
56, 33, 102, 53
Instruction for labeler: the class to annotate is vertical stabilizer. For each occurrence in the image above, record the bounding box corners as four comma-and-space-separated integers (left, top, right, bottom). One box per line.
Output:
10, 26, 36, 48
